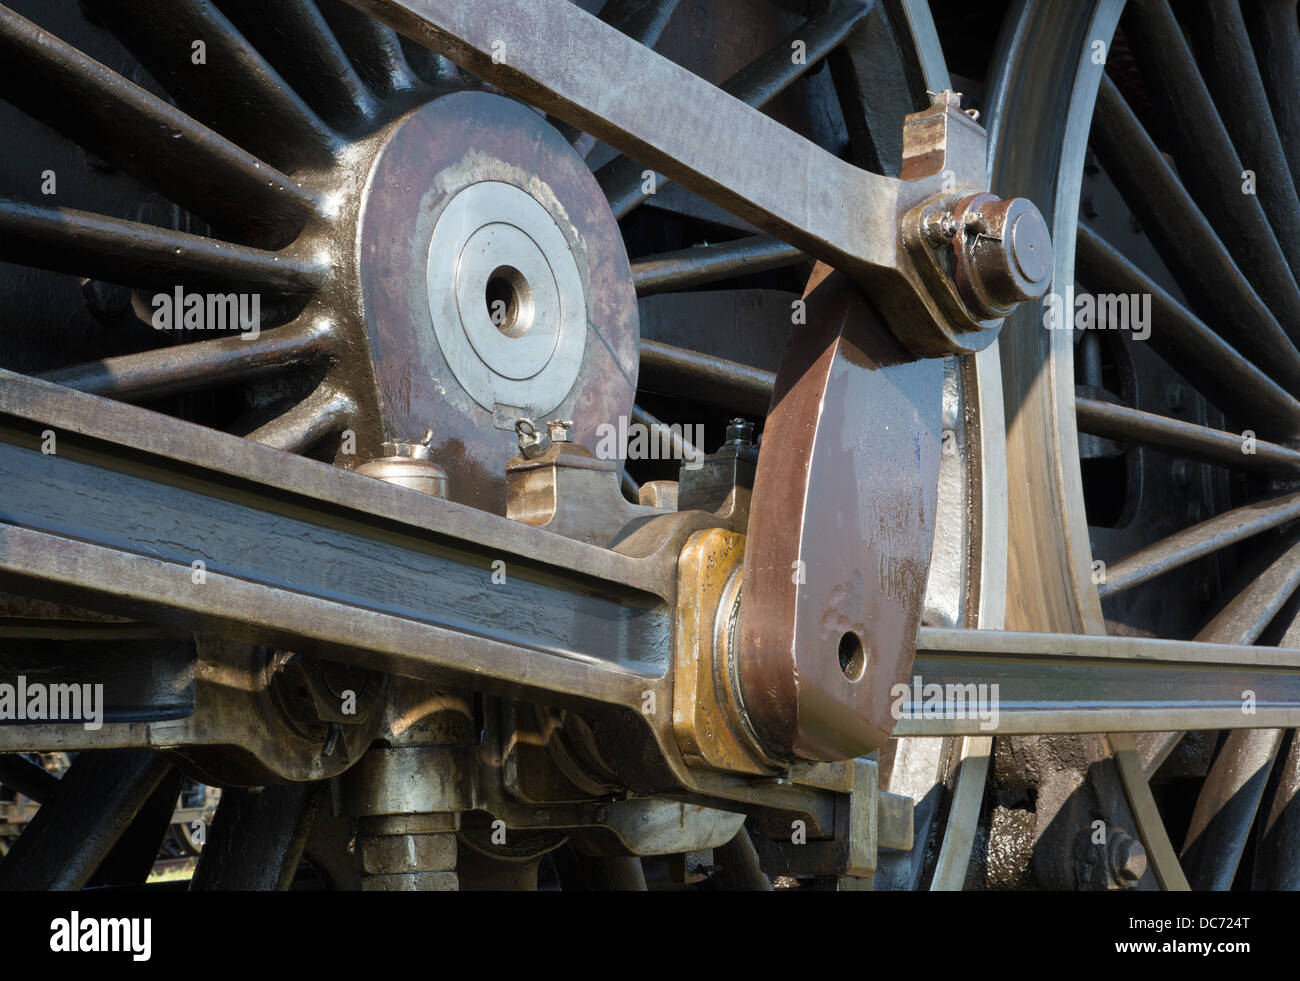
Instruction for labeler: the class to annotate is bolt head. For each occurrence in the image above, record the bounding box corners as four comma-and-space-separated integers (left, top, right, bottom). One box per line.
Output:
1108, 833, 1147, 885
725, 418, 754, 445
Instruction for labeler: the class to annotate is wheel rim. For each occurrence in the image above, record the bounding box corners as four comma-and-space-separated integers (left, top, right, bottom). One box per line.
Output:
987, 0, 1300, 890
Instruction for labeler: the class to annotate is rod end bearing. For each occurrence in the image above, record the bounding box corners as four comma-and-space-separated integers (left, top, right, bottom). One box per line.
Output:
894, 92, 1053, 356
903, 189, 1053, 344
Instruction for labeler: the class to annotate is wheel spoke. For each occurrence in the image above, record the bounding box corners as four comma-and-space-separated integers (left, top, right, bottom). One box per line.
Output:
593, 0, 681, 50
1122, 0, 1300, 330
88, 765, 184, 887
596, 0, 872, 219
0, 755, 58, 803
0, 5, 322, 244
630, 403, 699, 459
1075, 397, 1300, 476
1242, 0, 1300, 189
1185, 0, 1300, 284
1181, 727, 1285, 890
245, 383, 355, 452
0, 198, 328, 294
82, 0, 342, 171
1098, 490, 1300, 599
1092, 76, 1300, 384
707, 828, 772, 891
317, 0, 420, 95
829, 0, 922, 176
1200, 538, 1300, 646
1254, 729, 1300, 889
620, 468, 640, 502
640, 340, 775, 416
38, 319, 336, 401
1136, 729, 1184, 779
631, 236, 806, 296
1175, 548, 1300, 889
216, 0, 381, 132
1076, 224, 1300, 438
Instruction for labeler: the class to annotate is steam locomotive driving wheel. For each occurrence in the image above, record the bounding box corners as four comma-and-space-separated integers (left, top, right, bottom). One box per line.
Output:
0, 0, 1296, 895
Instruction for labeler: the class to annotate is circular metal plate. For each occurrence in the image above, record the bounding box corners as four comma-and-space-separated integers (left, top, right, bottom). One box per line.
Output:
428, 181, 584, 401
357, 90, 638, 514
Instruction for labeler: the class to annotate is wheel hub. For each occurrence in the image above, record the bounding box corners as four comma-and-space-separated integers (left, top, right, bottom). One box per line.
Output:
355, 90, 638, 513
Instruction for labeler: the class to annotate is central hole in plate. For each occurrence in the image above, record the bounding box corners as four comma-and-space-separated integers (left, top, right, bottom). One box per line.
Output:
485, 265, 534, 338
838, 632, 866, 682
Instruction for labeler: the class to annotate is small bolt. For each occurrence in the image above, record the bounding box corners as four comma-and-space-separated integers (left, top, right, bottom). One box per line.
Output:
1107, 832, 1147, 887
725, 418, 754, 446
546, 419, 573, 443
924, 211, 960, 246
927, 89, 963, 109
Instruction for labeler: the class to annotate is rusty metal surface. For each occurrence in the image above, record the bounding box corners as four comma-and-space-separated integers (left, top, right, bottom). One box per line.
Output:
738, 264, 941, 761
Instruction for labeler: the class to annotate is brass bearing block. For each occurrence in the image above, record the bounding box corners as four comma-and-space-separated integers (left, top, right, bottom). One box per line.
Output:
672, 528, 778, 776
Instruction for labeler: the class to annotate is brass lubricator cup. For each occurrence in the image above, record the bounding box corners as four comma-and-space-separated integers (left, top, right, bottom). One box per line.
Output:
355, 428, 449, 498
